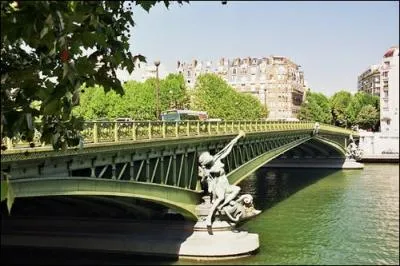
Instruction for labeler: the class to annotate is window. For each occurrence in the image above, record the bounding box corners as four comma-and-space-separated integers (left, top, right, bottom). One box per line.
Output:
383, 100, 389, 108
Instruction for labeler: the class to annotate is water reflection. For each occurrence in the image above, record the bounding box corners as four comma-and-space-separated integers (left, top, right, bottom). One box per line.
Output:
239, 167, 338, 212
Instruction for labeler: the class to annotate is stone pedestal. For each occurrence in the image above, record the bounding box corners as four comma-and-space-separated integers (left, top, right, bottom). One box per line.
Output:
342, 159, 364, 169
174, 195, 260, 260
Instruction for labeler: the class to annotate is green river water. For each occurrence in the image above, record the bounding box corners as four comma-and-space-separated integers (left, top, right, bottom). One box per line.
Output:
178, 163, 399, 265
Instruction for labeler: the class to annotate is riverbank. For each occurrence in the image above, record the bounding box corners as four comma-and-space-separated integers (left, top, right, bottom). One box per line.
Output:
361, 153, 399, 163
264, 158, 364, 169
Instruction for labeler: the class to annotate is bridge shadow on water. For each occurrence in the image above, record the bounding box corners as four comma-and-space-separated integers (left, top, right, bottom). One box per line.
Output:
238, 166, 339, 213
1, 196, 193, 265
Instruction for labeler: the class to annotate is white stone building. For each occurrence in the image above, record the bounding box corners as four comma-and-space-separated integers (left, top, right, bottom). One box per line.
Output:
358, 46, 399, 156
357, 64, 381, 96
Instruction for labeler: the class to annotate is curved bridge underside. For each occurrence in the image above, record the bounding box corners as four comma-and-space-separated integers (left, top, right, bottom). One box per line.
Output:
8, 178, 201, 220
227, 136, 346, 185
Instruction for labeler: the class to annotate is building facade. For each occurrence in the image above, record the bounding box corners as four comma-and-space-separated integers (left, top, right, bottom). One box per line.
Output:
357, 65, 381, 96
357, 46, 399, 134
177, 56, 307, 120
379, 46, 399, 135
358, 46, 399, 156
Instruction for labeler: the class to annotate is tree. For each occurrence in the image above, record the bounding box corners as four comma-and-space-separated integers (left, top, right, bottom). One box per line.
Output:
191, 74, 267, 120
160, 73, 189, 110
1, 1, 188, 150
355, 104, 379, 130
330, 90, 352, 128
346, 92, 379, 129
72, 85, 115, 120
73, 74, 190, 121
298, 91, 332, 123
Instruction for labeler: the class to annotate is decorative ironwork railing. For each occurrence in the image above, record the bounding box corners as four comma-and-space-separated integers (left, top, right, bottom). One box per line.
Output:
1, 120, 357, 152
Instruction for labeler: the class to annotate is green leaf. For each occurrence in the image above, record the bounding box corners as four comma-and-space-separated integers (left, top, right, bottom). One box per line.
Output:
136, 1, 157, 12
1, 179, 8, 202
132, 54, 146, 63
43, 98, 60, 115
163, 1, 170, 8
40, 26, 49, 39
68, 1, 77, 12
76, 58, 96, 75
63, 62, 69, 79
45, 14, 54, 26
6, 177, 15, 214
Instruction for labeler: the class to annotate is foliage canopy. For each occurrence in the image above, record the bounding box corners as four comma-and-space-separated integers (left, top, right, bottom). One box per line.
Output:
1, 0, 188, 150
191, 74, 267, 120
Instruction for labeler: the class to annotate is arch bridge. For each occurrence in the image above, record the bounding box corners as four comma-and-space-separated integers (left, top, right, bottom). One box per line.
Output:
1, 120, 358, 219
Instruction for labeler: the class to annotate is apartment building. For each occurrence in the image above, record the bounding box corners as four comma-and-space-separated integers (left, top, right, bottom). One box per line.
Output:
177, 56, 306, 120
380, 46, 399, 134
358, 46, 399, 155
357, 46, 399, 134
357, 65, 381, 96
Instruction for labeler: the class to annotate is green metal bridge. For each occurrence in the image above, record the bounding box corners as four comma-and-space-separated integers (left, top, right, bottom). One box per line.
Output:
1, 120, 358, 220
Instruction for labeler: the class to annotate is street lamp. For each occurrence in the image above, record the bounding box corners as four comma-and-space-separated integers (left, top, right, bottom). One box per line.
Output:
169, 90, 174, 108
154, 60, 160, 119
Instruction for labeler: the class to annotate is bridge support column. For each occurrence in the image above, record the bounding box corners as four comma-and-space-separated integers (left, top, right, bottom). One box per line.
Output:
169, 195, 260, 259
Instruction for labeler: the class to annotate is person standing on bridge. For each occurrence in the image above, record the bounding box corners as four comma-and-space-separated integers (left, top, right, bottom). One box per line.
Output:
198, 130, 245, 227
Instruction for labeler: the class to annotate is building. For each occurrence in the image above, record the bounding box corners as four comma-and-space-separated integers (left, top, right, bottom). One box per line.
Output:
379, 46, 399, 134
177, 56, 306, 120
357, 46, 399, 134
357, 65, 381, 96
358, 46, 399, 156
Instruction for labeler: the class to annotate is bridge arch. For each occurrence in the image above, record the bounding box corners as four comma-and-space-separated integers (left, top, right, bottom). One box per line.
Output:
2, 121, 358, 219
9, 177, 201, 220
227, 136, 346, 185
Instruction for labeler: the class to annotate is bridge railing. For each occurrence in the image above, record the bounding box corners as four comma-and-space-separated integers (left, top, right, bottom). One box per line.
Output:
1, 120, 357, 151
80, 120, 316, 144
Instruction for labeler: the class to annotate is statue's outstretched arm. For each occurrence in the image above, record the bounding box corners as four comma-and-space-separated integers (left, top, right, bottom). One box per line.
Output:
213, 131, 245, 162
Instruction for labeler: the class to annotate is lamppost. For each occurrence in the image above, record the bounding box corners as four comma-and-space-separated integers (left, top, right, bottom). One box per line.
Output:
263, 85, 268, 118
169, 90, 174, 108
154, 60, 160, 119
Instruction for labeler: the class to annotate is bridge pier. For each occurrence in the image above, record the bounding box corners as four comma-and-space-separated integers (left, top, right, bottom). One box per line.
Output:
169, 196, 260, 259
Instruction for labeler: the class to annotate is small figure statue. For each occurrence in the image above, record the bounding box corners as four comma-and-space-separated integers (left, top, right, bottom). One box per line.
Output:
221, 194, 261, 223
346, 134, 362, 161
198, 131, 245, 227
313, 122, 320, 136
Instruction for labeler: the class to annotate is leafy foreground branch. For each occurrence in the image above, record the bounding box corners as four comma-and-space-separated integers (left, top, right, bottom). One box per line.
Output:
1, 1, 189, 151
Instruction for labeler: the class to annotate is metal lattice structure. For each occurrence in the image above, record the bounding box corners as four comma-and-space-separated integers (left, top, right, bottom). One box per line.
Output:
1, 120, 358, 219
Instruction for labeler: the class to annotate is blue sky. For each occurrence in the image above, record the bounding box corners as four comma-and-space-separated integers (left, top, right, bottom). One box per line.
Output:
128, 1, 399, 96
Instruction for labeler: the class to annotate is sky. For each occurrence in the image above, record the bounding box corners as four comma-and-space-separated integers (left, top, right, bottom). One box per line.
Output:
124, 1, 399, 96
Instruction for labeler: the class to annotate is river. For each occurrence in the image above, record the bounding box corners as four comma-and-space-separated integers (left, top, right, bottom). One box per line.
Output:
1, 163, 399, 265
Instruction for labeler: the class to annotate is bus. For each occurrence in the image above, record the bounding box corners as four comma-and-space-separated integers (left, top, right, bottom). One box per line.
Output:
161, 109, 208, 122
